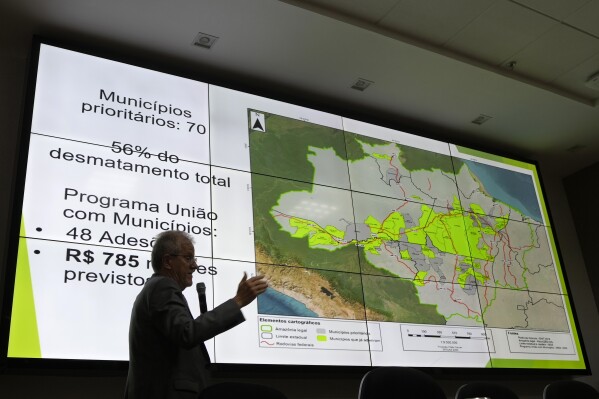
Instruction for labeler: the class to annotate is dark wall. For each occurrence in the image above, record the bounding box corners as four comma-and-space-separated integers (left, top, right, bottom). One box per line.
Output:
564, 162, 599, 316
0, 54, 27, 333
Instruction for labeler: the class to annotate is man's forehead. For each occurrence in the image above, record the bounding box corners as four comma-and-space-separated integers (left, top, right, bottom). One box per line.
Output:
180, 239, 195, 253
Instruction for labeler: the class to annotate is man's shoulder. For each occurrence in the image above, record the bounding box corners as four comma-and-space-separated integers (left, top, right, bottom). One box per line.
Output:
144, 274, 179, 292
136, 274, 184, 310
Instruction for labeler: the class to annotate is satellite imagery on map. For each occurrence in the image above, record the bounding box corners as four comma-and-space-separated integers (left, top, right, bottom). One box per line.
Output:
249, 110, 568, 334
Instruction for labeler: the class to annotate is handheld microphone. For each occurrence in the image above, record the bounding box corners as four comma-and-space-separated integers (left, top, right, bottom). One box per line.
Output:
196, 282, 207, 314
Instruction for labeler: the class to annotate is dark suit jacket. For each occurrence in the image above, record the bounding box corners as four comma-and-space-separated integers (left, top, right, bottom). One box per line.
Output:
125, 274, 245, 399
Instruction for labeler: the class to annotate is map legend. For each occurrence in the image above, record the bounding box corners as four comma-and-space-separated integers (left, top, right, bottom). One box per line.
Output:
258, 316, 382, 351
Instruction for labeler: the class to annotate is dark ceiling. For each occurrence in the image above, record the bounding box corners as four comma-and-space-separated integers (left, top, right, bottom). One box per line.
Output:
1, 0, 599, 177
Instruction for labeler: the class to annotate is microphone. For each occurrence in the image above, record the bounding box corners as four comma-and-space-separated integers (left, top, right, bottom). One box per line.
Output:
196, 282, 207, 314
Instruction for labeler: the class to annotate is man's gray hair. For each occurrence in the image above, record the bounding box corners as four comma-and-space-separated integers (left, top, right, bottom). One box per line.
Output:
151, 230, 194, 272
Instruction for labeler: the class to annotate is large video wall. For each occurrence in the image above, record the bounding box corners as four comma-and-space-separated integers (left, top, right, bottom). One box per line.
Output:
1, 41, 587, 370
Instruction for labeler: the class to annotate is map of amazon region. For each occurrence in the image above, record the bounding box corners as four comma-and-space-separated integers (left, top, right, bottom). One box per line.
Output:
249, 110, 569, 333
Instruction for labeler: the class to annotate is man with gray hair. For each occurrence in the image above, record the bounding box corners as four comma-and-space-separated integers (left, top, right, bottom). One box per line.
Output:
125, 230, 268, 399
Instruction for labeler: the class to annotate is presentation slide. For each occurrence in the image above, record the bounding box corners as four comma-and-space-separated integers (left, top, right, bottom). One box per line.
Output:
4, 42, 586, 370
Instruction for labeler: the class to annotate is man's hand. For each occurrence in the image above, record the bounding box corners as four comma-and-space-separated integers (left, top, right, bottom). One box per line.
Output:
233, 272, 268, 308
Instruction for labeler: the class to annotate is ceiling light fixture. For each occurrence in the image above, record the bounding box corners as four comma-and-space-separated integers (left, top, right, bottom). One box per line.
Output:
471, 114, 493, 125
351, 78, 373, 91
503, 60, 517, 71
584, 71, 599, 91
192, 32, 219, 49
